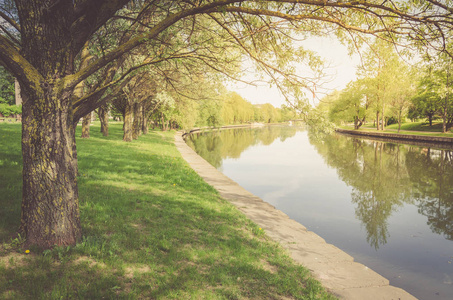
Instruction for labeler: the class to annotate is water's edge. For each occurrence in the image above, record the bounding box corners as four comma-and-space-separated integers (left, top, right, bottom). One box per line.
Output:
336, 128, 453, 149
175, 131, 417, 300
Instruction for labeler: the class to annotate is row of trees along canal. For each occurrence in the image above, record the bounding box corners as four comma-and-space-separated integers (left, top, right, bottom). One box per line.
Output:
1, 0, 453, 248
320, 38, 453, 133
68, 89, 298, 140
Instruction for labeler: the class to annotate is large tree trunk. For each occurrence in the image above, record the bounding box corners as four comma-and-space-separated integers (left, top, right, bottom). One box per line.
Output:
99, 105, 109, 137
81, 112, 91, 138
21, 88, 82, 248
17, 0, 82, 248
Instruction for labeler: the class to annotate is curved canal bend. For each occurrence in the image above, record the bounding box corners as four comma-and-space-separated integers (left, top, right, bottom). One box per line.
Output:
185, 126, 453, 300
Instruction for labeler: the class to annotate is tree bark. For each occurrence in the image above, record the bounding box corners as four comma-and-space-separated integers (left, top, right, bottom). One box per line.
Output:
21, 87, 82, 248
81, 112, 91, 138
442, 87, 448, 133
376, 111, 380, 130
123, 101, 133, 142
142, 109, 149, 135
99, 105, 109, 137
132, 102, 142, 140
16, 0, 83, 248
161, 113, 166, 131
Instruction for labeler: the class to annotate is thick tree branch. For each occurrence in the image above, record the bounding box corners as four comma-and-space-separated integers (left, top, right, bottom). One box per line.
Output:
0, 9, 20, 32
0, 35, 43, 97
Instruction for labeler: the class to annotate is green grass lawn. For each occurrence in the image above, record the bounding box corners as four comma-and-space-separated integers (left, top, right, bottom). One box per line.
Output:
0, 122, 334, 299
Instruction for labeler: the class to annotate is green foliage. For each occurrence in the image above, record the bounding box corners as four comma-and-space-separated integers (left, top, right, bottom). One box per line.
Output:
328, 80, 371, 129
0, 103, 21, 117
0, 67, 15, 106
323, 39, 415, 130
197, 97, 224, 127
258, 103, 281, 123
221, 92, 255, 124
413, 49, 453, 131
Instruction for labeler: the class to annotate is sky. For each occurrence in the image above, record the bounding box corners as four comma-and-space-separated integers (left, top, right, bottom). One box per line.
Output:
228, 36, 362, 108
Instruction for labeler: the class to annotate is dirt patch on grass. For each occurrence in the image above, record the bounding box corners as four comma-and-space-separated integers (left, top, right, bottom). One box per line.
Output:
73, 256, 107, 269
124, 264, 151, 279
0, 252, 27, 269
260, 259, 278, 274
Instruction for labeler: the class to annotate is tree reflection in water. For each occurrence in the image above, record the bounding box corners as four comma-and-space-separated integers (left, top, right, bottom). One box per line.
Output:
187, 127, 453, 249
406, 148, 453, 240
310, 131, 453, 248
185, 126, 298, 168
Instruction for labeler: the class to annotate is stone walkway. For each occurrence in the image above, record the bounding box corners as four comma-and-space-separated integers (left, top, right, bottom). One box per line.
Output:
175, 132, 417, 300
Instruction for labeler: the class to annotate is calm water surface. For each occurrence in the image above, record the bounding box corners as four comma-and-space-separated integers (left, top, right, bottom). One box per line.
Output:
186, 126, 453, 300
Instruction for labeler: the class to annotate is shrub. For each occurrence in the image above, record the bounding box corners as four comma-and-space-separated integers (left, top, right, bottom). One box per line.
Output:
0, 103, 22, 117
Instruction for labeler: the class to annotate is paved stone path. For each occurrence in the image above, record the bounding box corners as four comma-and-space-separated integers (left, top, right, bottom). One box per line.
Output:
175, 132, 417, 300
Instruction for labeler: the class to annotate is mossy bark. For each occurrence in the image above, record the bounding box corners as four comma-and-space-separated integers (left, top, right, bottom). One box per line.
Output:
21, 87, 82, 248
17, 0, 82, 248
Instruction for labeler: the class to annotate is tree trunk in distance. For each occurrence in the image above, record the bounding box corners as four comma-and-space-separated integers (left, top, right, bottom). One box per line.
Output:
142, 108, 149, 135
376, 112, 380, 130
132, 102, 142, 140
99, 105, 109, 137
81, 112, 91, 138
123, 101, 133, 142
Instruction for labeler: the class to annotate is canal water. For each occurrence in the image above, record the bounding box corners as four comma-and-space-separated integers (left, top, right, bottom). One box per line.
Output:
186, 125, 453, 300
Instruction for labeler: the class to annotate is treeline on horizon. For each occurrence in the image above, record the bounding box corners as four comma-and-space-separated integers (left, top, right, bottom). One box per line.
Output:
0, 66, 299, 135
317, 39, 453, 133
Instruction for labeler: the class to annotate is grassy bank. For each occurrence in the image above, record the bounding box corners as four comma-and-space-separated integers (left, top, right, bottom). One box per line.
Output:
0, 122, 334, 299
341, 121, 453, 138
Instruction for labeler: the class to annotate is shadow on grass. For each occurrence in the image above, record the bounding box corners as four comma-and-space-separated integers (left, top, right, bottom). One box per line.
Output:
0, 123, 333, 299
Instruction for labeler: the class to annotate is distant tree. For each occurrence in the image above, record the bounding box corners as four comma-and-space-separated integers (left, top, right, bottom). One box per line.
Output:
260, 103, 280, 123
411, 86, 439, 126
389, 65, 416, 132
418, 50, 453, 132
329, 80, 370, 129
221, 92, 254, 124
357, 39, 402, 130
279, 104, 297, 122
